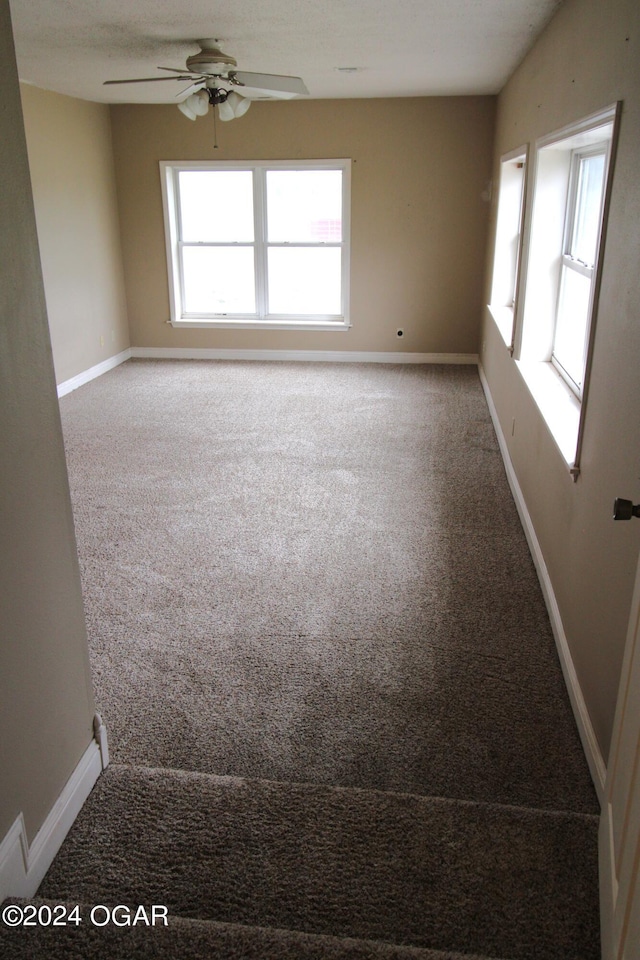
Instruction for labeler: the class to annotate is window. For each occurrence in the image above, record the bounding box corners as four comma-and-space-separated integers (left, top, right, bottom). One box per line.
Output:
160, 160, 351, 329
516, 104, 619, 473
489, 147, 527, 349
552, 147, 607, 394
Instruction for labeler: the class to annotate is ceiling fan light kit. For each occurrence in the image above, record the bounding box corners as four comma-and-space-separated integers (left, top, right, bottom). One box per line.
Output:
218, 91, 251, 121
177, 89, 210, 121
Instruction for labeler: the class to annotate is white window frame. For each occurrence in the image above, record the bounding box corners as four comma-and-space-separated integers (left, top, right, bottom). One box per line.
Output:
550, 143, 609, 396
489, 145, 528, 351
514, 103, 620, 477
160, 159, 351, 331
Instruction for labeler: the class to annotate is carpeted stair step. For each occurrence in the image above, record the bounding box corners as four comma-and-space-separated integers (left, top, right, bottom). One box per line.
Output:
35, 763, 599, 960
0, 901, 505, 960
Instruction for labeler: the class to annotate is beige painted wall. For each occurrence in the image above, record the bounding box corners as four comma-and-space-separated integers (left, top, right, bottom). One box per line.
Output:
110, 96, 495, 354
20, 84, 130, 386
0, 0, 96, 842
481, 0, 640, 760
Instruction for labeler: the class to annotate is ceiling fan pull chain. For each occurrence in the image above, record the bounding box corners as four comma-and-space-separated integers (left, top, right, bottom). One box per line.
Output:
212, 102, 219, 149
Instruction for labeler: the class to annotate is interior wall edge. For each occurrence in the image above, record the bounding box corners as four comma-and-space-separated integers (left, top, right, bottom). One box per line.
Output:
598, 799, 616, 960
479, 363, 606, 803
0, 733, 105, 902
0, 0, 100, 850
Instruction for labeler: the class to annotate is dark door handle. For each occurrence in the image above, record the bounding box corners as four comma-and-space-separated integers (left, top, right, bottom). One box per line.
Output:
613, 498, 640, 520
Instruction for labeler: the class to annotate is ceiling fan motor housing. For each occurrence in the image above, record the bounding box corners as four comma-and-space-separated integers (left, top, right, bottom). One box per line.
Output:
186, 42, 237, 76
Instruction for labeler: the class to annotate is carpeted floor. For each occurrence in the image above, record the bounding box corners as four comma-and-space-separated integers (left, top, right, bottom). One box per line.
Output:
1, 360, 601, 960
35, 763, 599, 960
0, 903, 521, 960
59, 360, 597, 814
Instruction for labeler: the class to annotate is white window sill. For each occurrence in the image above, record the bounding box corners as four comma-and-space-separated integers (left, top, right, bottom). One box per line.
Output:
515, 360, 581, 471
170, 318, 351, 332
488, 304, 515, 349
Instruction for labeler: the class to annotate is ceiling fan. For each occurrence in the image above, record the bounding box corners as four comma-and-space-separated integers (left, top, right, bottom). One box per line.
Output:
104, 39, 309, 123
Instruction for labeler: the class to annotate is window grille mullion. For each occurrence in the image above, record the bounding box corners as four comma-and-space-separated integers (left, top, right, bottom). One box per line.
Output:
253, 167, 268, 319
266, 242, 343, 248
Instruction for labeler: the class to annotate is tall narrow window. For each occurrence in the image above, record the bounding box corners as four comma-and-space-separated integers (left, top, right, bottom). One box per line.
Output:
161, 160, 351, 330
516, 104, 619, 473
489, 148, 527, 348
552, 148, 607, 394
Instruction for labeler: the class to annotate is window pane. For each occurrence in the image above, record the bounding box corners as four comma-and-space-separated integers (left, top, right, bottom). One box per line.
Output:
553, 265, 591, 389
268, 247, 341, 315
267, 170, 342, 242
182, 246, 255, 314
492, 158, 525, 309
570, 154, 605, 267
178, 171, 254, 242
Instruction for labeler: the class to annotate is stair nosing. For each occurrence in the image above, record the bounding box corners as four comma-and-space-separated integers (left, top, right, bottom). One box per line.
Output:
107, 760, 600, 823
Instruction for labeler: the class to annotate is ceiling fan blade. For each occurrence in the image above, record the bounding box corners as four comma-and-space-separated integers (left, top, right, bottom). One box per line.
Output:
231, 71, 309, 99
103, 76, 193, 85
176, 81, 206, 99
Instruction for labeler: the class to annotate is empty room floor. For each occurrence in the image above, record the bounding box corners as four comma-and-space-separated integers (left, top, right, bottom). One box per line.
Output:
4, 361, 601, 960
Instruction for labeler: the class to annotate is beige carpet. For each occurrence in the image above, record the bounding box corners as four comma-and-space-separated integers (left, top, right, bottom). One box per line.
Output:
1, 360, 603, 960
58, 360, 597, 813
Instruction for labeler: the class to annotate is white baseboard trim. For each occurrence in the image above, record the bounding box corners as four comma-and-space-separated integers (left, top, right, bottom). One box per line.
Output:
54, 347, 478, 399
598, 801, 616, 960
130, 347, 479, 365
0, 715, 108, 902
93, 713, 110, 769
57, 348, 132, 398
478, 363, 606, 804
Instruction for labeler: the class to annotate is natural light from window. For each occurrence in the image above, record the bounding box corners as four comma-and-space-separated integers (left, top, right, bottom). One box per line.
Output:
489, 148, 527, 349
516, 104, 618, 473
552, 150, 607, 393
161, 160, 351, 330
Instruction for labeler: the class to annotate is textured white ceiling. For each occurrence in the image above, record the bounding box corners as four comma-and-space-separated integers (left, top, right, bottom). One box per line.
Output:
9, 0, 563, 103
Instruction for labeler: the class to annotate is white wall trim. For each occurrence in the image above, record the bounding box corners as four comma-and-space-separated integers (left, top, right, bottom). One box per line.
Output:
478, 363, 606, 804
0, 715, 108, 902
57, 348, 132, 398
599, 801, 616, 960
93, 713, 110, 769
130, 347, 479, 365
